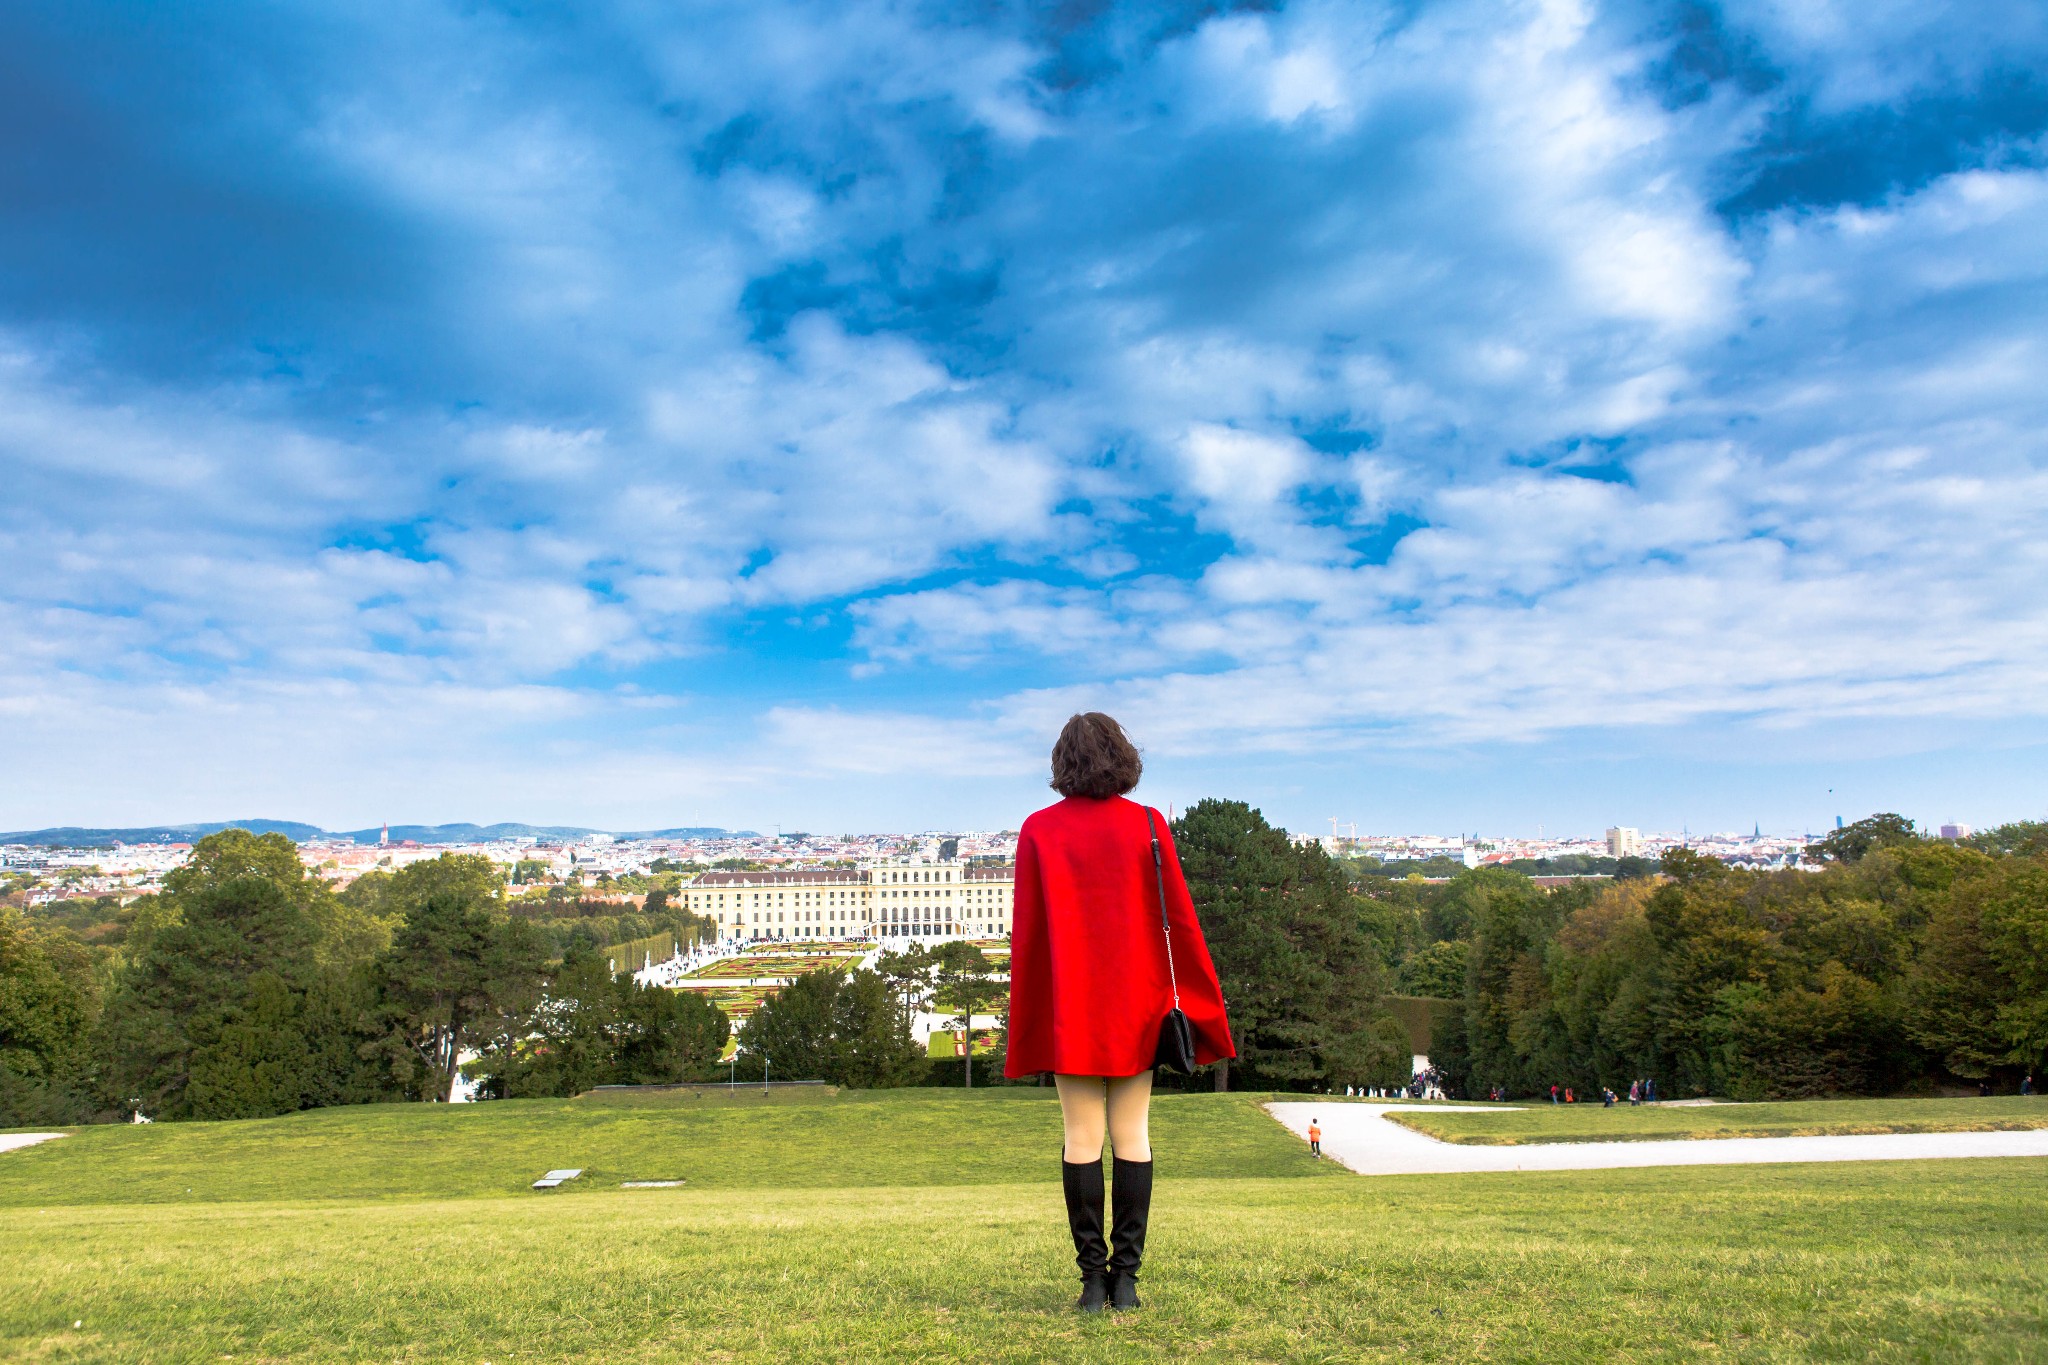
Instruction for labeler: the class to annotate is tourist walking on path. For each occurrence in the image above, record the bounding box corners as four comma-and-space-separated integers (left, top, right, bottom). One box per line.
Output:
1004, 712, 1237, 1314
1308, 1119, 1322, 1157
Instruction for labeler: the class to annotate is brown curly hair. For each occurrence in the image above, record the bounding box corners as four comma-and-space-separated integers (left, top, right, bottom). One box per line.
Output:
1049, 712, 1143, 799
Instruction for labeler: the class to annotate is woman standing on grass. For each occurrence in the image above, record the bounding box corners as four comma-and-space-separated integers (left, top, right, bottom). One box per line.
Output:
1004, 712, 1236, 1313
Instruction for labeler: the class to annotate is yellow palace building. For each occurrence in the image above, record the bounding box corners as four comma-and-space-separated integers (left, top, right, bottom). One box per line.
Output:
681, 855, 1015, 944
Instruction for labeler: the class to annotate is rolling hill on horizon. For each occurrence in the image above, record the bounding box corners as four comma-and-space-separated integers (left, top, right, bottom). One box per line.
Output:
0, 820, 753, 847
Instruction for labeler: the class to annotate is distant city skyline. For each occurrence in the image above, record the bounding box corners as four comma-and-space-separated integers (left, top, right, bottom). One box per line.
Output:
4, 4, 2044, 834
0, 785, 2029, 851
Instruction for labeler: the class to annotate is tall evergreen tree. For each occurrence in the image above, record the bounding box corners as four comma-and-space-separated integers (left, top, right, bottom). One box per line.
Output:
1461, 869, 1563, 1096
613, 974, 729, 1084
736, 967, 842, 1081
370, 891, 547, 1102
829, 969, 927, 1088
95, 831, 332, 1119
1172, 799, 1389, 1090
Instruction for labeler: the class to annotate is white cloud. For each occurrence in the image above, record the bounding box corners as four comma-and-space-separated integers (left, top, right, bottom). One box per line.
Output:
6, 0, 2048, 828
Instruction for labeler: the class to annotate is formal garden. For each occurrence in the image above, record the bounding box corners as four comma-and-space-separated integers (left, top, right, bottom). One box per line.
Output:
679, 950, 869, 980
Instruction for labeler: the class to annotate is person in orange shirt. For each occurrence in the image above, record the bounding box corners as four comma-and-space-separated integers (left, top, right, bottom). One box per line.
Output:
1307, 1119, 1322, 1157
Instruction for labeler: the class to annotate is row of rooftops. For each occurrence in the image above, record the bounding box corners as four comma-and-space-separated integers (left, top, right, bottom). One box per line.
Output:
689, 862, 1016, 888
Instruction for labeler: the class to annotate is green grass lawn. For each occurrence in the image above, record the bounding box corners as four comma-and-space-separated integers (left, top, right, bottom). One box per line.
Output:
925, 1030, 1001, 1057
4, 1091, 2047, 1362
1386, 1096, 2048, 1145
0, 1088, 1315, 1207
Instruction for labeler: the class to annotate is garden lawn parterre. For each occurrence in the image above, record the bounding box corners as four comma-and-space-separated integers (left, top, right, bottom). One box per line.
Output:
673, 948, 869, 1023
1386, 1095, 2048, 1145
681, 951, 862, 980
3, 1090, 2046, 1363
925, 1029, 1003, 1057
696, 984, 772, 1022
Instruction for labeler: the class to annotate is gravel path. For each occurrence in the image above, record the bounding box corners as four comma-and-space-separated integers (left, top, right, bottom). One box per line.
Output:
0, 1133, 66, 1154
1265, 1103, 2048, 1176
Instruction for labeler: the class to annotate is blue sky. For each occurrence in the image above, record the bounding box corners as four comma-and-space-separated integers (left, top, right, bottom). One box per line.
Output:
3, 0, 2046, 837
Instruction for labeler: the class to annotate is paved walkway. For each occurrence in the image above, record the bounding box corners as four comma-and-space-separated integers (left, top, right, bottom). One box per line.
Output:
1266, 1103, 2048, 1175
0, 1133, 66, 1155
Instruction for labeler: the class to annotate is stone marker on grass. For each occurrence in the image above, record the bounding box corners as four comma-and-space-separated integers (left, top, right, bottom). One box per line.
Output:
532, 1169, 584, 1190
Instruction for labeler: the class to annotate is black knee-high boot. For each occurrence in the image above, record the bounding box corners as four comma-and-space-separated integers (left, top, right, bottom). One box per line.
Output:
1108, 1157, 1153, 1310
1061, 1159, 1108, 1311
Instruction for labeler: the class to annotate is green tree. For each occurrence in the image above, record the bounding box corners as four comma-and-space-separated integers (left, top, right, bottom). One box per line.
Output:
731, 968, 922, 1089
736, 968, 842, 1081
496, 946, 620, 1098
337, 870, 392, 917
1396, 939, 1467, 998
165, 829, 308, 901
1641, 875, 1774, 1095
1361, 1013, 1415, 1091
116, 894, 182, 963
96, 832, 330, 1119
474, 947, 729, 1097
930, 942, 1002, 1087
873, 946, 934, 1036
385, 854, 505, 920
1173, 799, 1390, 1091
829, 969, 926, 1088
184, 971, 316, 1118
0, 908, 99, 1125
1965, 821, 2048, 859
1807, 813, 1919, 866
370, 892, 546, 1102
1545, 882, 1661, 1095
1352, 889, 1421, 967
1659, 847, 1727, 886
1980, 865, 2048, 1073
1907, 869, 2007, 1078
1707, 963, 1898, 1100
1455, 869, 1556, 1096
613, 978, 728, 1084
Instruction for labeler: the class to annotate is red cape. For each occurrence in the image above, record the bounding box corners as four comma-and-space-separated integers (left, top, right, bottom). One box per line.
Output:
1003, 795, 1235, 1078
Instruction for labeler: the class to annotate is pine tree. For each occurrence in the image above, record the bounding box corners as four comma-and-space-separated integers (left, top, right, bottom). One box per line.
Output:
1172, 799, 1389, 1090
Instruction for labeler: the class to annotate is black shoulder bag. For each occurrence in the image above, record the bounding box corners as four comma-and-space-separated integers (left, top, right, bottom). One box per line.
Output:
1147, 808, 1199, 1075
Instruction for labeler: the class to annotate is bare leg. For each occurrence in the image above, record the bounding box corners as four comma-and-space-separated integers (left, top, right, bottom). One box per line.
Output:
1056, 1074, 1108, 1162
1106, 1070, 1153, 1162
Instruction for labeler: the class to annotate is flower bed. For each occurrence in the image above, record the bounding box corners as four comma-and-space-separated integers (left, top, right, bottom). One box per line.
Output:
684, 952, 855, 980
925, 1030, 1003, 1058
692, 985, 773, 1021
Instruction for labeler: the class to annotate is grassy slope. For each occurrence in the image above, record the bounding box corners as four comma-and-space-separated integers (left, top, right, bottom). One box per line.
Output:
6, 1162, 2046, 1362
0, 1089, 1316, 1207
4, 1091, 2048, 1361
1387, 1096, 2048, 1145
